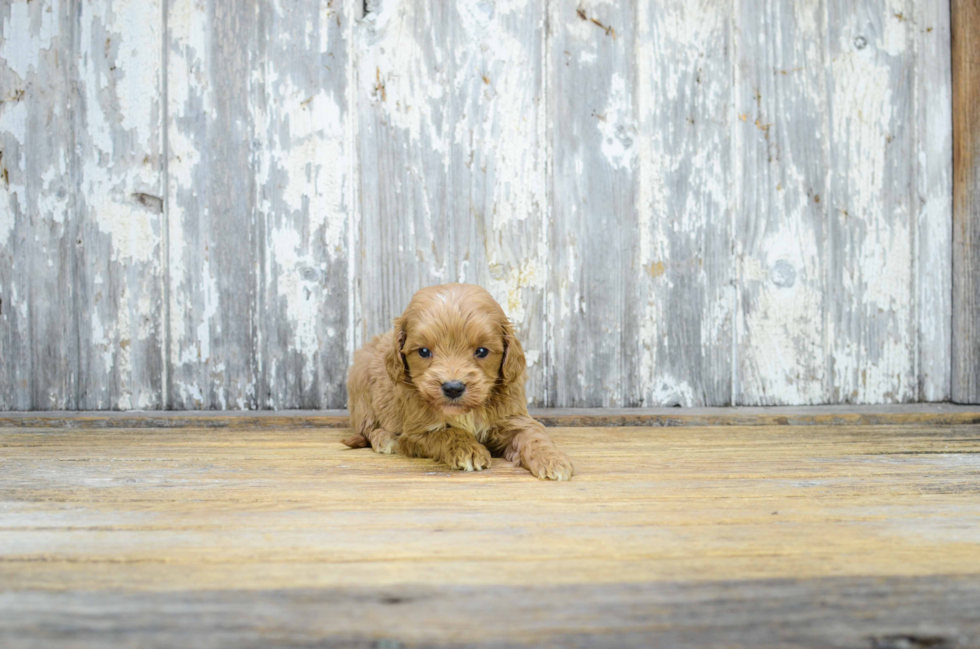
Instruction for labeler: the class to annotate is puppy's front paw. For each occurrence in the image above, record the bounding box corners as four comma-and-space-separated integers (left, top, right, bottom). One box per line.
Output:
525, 448, 574, 481
444, 443, 492, 472
369, 430, 398, 455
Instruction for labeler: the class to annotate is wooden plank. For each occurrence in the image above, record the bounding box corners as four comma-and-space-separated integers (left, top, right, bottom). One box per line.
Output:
74, 0, 165, 409
734, 0, 831, 405
354, 0, 548, 404
166, 0, 258, 409
2, 403, 980, 429
0, 410, 352, 429
1, 577, 978, 648
916, 0, 953, 401
548, 0, 637, 407
825, 1, 918, 404
1, 422, 979, 647
2, 424, 979, 583
529, 404, 980, 428
633, 0, 733, 406
252, 0, 350, 408
0, 0, 77, 410
952, 0, 980, 403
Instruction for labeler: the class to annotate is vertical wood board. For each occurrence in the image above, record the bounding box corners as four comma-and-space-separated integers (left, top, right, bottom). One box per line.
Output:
734, 0, 832, 405
0, 0, 77, 410
915, 0, 952, 401
633, 0, 734, 406
952, 0, 980, 403
166, 0, 258, 409
824, 0, 917, 404
74, 0, 166, 409
548, 0, 638, 407
253, 0, 350, 409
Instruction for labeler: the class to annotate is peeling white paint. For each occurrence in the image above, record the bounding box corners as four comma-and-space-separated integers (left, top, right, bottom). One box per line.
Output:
113, 0, 161, 148
827, 10, 914, 403
0, 0, 956, 410
524, 349, 540, 368
166, 0, 219, 407
597, 73, 636, 171
651, 377, 696, 407
830, 52, 894, 224
633, 0, 732, 405
268, 226, 322, 385
79, 0, 162, 265
359, 0, 450, 158
0, 178, 19, 247
0, 204, 11, 250
196, 257, 218, 365
14, 282, 27, 321
881, 4, 909, 57
0, 99, 28, 147
262, 75, 347, 264
486, 246, 546, 325
0, 0, 61, 80
738, 210, 827, 405
915, 0, 953, 400
166, 0, 209, 193
94, 200, 159, 263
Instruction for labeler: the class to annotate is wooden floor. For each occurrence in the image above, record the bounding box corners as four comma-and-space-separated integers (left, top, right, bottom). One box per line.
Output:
2, 411, 980, 647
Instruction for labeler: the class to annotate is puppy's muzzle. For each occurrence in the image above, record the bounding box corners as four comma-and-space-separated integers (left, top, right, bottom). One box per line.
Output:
441, 381, 466, 399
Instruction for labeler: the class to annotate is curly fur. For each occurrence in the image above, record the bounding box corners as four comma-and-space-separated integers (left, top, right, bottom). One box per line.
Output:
343, 283, 574, 480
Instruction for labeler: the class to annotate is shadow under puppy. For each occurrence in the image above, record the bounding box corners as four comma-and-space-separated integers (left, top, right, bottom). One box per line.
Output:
343, 283, 574, 480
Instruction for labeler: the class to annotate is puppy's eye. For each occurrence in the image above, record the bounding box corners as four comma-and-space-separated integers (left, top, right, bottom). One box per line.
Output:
418, 348, 431, 358
475, 347, 489, 358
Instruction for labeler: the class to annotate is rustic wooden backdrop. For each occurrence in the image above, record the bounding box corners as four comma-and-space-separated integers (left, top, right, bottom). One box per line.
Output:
0, 0, 960, 409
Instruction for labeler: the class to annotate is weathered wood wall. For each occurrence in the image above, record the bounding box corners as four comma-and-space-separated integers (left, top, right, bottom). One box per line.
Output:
0, 0, 958, 409
952, 0, 980, 404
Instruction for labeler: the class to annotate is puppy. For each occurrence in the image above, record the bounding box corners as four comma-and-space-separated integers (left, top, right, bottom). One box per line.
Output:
342, 283, 574, 480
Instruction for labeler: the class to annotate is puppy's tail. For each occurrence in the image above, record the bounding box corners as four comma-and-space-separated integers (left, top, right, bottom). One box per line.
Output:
341, 433, 370, 449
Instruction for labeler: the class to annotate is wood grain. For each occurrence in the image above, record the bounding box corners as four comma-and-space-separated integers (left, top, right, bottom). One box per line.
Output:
952, 0, 980, 404
0, 1, 77, 409
548, 0, 637, 407
1, 421, 979, 645
825, 0, 917, 404
734, 0, 831, 405
75, 0, 166, 409
2, 578, 979, 648
634, 0, 733, 407
916, 0, 953, 401
166, 0, 259, 409
734, 0, 935, 406
253, 0, 350, 409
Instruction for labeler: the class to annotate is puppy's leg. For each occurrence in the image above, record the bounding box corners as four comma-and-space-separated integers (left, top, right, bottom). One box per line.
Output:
485, 416, 574, 481
341, 433, 370, 449
399, 428, 492, 472
364, 428, 399, 454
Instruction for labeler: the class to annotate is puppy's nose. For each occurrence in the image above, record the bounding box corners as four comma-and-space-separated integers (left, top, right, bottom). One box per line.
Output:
441, 381, 466, 399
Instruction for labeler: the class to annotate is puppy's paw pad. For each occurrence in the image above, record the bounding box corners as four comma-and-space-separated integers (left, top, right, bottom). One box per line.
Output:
526, 450, 575, 481
446, 444, 492, 472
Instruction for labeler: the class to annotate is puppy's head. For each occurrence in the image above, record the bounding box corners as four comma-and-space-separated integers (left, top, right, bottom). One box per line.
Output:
385, 283, 525, 415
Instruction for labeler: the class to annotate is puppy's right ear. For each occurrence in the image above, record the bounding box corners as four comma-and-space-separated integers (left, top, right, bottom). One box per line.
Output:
384, 318, 409, 385
500, 318, 526, 385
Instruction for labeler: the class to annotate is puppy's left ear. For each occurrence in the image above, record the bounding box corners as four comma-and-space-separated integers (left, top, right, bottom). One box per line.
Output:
385, 318, 409, 385
500, 319, 526, 385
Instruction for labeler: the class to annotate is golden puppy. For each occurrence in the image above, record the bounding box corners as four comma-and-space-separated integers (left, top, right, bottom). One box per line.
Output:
343, 283, 574, 480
